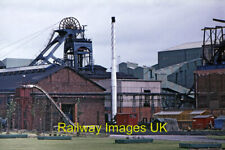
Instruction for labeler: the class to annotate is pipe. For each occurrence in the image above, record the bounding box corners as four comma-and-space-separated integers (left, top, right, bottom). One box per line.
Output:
111, 16, 117, 121
30, 92, 194, 97
22, 84, 75, 127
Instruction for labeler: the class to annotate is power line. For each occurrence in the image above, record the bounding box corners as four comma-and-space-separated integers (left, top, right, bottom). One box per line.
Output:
0, 21, 59, 55
0, 29, 51, 59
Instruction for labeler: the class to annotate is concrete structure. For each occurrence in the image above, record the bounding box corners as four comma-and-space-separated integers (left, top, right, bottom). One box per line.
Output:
2, 58, 33, 68
0, 64, 105, 130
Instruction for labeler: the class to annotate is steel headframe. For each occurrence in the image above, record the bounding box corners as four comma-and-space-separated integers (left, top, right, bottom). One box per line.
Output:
29, 17, 94, 72
202, 18, 225, 65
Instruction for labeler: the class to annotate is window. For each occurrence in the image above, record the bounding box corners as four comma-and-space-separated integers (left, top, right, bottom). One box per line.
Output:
175, 73, 178, 83
144, 90, 151, 93
144, 90, 151, 107
149, 70, 153, 78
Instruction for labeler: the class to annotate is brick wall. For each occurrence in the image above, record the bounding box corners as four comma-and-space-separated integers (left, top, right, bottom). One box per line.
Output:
195, 69, 225, 111
79, 98, 105, 125
37, 68, 104, 93
0, 95, 8, 117
119, 107, 161, 122
15, 68, 105, 130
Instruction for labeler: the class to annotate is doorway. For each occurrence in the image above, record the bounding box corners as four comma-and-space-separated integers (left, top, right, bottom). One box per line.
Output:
61, 104, 75, 122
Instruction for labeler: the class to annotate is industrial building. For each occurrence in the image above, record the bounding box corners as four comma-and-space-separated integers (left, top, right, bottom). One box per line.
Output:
119, 62, 154, 80
0, 61, 5, 69
2, 58, 33, 68
95, 78, 161, 122
77, 64, 162, 123
154, 110, 210, 129
195, 65, 225, 114
194, 22, 225, 117
119, 42, 202, 95
0, 17, 107, 130
0, 17, 165, 131
0, 64, 106, 130
119, 42, 203, 109
1, 16, 223, 132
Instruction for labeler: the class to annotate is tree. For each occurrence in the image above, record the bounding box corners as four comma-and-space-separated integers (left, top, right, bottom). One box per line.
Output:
6, 98, 16, 134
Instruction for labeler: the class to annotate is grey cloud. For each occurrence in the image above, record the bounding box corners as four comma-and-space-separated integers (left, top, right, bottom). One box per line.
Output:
0, 0, 225, 69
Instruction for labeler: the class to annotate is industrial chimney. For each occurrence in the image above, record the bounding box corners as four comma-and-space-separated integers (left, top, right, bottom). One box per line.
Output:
111, 17, 117, 121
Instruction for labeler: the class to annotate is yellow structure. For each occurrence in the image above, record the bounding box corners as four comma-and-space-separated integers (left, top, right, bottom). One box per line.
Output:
153, 110, 209, 129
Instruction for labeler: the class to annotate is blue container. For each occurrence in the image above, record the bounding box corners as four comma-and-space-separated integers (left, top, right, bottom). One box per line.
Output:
0, 134, 28, 138
37, 136, 72, 140
115, 138, 153, 144
214, 116, 225, 129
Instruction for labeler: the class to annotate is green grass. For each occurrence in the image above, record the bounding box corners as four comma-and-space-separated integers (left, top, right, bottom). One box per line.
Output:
208, 135, 225, 140
0, 137, 224, 150
0, 137, 182, 150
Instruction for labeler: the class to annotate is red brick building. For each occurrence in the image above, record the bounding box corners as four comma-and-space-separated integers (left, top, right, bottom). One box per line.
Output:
0, 64, 105, 131
82, 67, 162, 123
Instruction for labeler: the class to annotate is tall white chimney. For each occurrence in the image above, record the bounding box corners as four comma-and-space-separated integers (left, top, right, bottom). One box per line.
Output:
111, 16, 117, 121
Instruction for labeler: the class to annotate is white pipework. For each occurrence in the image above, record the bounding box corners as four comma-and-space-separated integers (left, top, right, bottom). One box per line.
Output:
111, 16, 117, 121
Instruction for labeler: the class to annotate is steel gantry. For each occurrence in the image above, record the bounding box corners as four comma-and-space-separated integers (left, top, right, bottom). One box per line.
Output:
29, 17, 94, 71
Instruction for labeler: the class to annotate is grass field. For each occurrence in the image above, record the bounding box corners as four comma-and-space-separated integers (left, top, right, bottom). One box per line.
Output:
208, 135, 225, 140
0, 136, 224, 150
0, 137, 182, 150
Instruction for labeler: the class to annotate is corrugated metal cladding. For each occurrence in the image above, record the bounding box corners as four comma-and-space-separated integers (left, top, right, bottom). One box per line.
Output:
119, 42, 203, 96
195, 65, 225, 111
158, 47, 202, 69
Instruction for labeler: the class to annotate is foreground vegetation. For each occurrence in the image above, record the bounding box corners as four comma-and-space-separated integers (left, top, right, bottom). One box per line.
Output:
0, 137, 181, 150
0, 136, 224, 150
208, 135, 225, 140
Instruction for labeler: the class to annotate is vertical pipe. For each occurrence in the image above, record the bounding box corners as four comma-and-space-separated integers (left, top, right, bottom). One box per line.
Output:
194, 73, 198, 109
202, 28, 206, 65
111, 17, 117, 121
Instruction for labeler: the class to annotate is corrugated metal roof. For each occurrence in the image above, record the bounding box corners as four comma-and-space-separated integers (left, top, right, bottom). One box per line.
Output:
197, 64, 225, 71
190, 110, 206, 115
154, 111, 183, 115
166, 41, 202, 51
195, 64, 225, 76
215, 116, 225, 120
0, 64, 51, 73
193, 115, 213, 119
2, 58, 33, 68
0, 64, 63, 92
0, 64, 106, 92
81, 71, 136, 79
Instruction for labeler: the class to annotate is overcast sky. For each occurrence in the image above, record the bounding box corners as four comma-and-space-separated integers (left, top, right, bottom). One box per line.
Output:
0, 0, 225, 69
